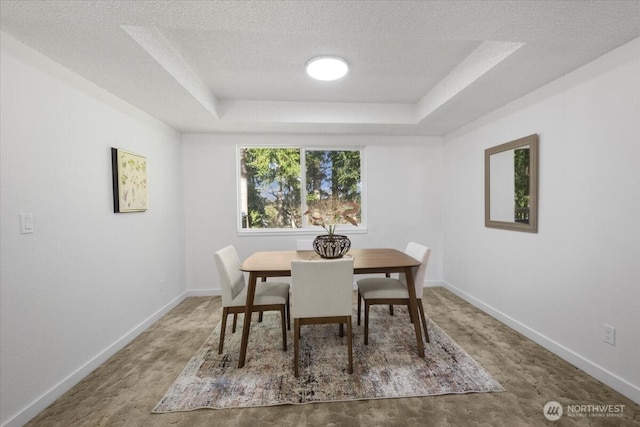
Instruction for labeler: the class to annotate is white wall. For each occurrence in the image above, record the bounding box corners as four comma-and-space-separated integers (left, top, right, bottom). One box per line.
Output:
0, 34, 186, 426
443, 38, 640, 403
182, 134, 444, 294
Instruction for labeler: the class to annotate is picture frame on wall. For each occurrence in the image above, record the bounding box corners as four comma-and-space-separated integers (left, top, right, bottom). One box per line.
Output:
111, 148, 148, 213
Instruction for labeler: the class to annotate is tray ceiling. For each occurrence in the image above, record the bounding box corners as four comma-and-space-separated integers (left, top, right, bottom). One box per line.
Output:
1, 1, 639, 135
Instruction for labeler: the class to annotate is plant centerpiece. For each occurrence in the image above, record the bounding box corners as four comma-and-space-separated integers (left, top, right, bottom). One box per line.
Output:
304, 199, 360, 258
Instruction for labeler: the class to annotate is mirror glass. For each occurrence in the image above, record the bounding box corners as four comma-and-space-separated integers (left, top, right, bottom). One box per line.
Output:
485, 134, 538, 232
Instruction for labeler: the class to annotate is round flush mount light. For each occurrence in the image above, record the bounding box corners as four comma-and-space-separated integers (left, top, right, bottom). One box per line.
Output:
306, 56, 349, 81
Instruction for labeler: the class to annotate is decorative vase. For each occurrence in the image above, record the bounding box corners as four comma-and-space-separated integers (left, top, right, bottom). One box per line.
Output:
312, 234, 351, 259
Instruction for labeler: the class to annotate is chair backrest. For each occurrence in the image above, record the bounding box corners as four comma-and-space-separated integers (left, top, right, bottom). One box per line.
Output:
291, 257, 354, 318
399, 242, 431, 299
214, 245, 246, 306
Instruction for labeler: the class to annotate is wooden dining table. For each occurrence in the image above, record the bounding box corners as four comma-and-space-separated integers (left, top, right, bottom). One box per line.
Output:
238, 248, 425, 368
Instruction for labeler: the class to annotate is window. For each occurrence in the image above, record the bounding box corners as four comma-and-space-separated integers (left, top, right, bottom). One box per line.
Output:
238, 147, 364, 234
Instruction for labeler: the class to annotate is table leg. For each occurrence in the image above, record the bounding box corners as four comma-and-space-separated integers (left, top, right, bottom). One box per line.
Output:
404, 266, 425, 357
238, 271, 258, 368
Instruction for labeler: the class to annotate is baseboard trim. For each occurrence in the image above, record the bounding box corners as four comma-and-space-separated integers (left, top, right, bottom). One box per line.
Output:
424, 280, 444, 288
186, 288, 221, 297
184, 282, 443, 297
2, 293, 187, 427
440, 281, 640, 405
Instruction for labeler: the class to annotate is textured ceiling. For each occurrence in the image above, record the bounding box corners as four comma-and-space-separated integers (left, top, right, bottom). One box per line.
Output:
1, 0, 639, 135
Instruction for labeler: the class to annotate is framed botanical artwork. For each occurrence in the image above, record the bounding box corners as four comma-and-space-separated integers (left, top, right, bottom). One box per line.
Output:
111, 148, 148, 213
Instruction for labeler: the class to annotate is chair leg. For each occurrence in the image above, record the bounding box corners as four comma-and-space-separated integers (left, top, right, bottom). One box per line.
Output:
407, 304, 417, 324
389, 305, 394, 316
364, 301, 370, 345
232, 313, 238, 333
286, 295, 291, 331
346, 318, 353, 374
339, 323, 344, 337
218, 307, 229, 354
357, 291, 362, 325
294, 319, 301, 377
417, 301, 430, 343
280, 306, 287, 351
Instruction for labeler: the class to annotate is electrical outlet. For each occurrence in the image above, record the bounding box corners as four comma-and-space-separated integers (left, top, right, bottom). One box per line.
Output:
603, 324, 616, 346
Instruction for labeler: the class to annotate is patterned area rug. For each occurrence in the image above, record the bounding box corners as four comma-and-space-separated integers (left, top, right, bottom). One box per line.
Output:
153, 305, 504, 412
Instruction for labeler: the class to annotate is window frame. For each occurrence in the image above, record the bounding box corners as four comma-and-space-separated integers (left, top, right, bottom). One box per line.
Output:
236, 145, 367, 236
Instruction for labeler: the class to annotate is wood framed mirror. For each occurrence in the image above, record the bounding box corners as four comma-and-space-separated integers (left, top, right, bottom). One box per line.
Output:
485, 134, 539, 232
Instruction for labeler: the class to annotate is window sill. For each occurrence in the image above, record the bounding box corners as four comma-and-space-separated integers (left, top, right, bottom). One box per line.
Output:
237, 227, 368, 237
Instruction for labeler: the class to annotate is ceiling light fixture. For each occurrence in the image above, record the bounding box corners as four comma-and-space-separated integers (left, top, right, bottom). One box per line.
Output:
306, 56, 349, 81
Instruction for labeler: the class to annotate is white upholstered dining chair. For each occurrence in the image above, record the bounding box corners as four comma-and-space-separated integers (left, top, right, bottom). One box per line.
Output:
291, 257, 354, 377
214, 245, 290, 354
356, 242, 431, 345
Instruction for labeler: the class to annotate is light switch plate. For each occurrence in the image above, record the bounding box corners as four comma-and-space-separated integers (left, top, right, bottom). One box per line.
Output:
20, 213, 34, 234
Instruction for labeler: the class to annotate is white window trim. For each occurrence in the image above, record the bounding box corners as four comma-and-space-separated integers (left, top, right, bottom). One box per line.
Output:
236, 145, 367, 236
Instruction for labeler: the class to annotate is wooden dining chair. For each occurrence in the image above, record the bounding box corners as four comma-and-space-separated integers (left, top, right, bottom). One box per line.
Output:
356, 242, 431, 345
214, 245, 290, 354
291, 257, 354, 377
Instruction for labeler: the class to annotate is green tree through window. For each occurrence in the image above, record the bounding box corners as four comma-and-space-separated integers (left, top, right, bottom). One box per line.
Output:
239, 147, 362, 231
